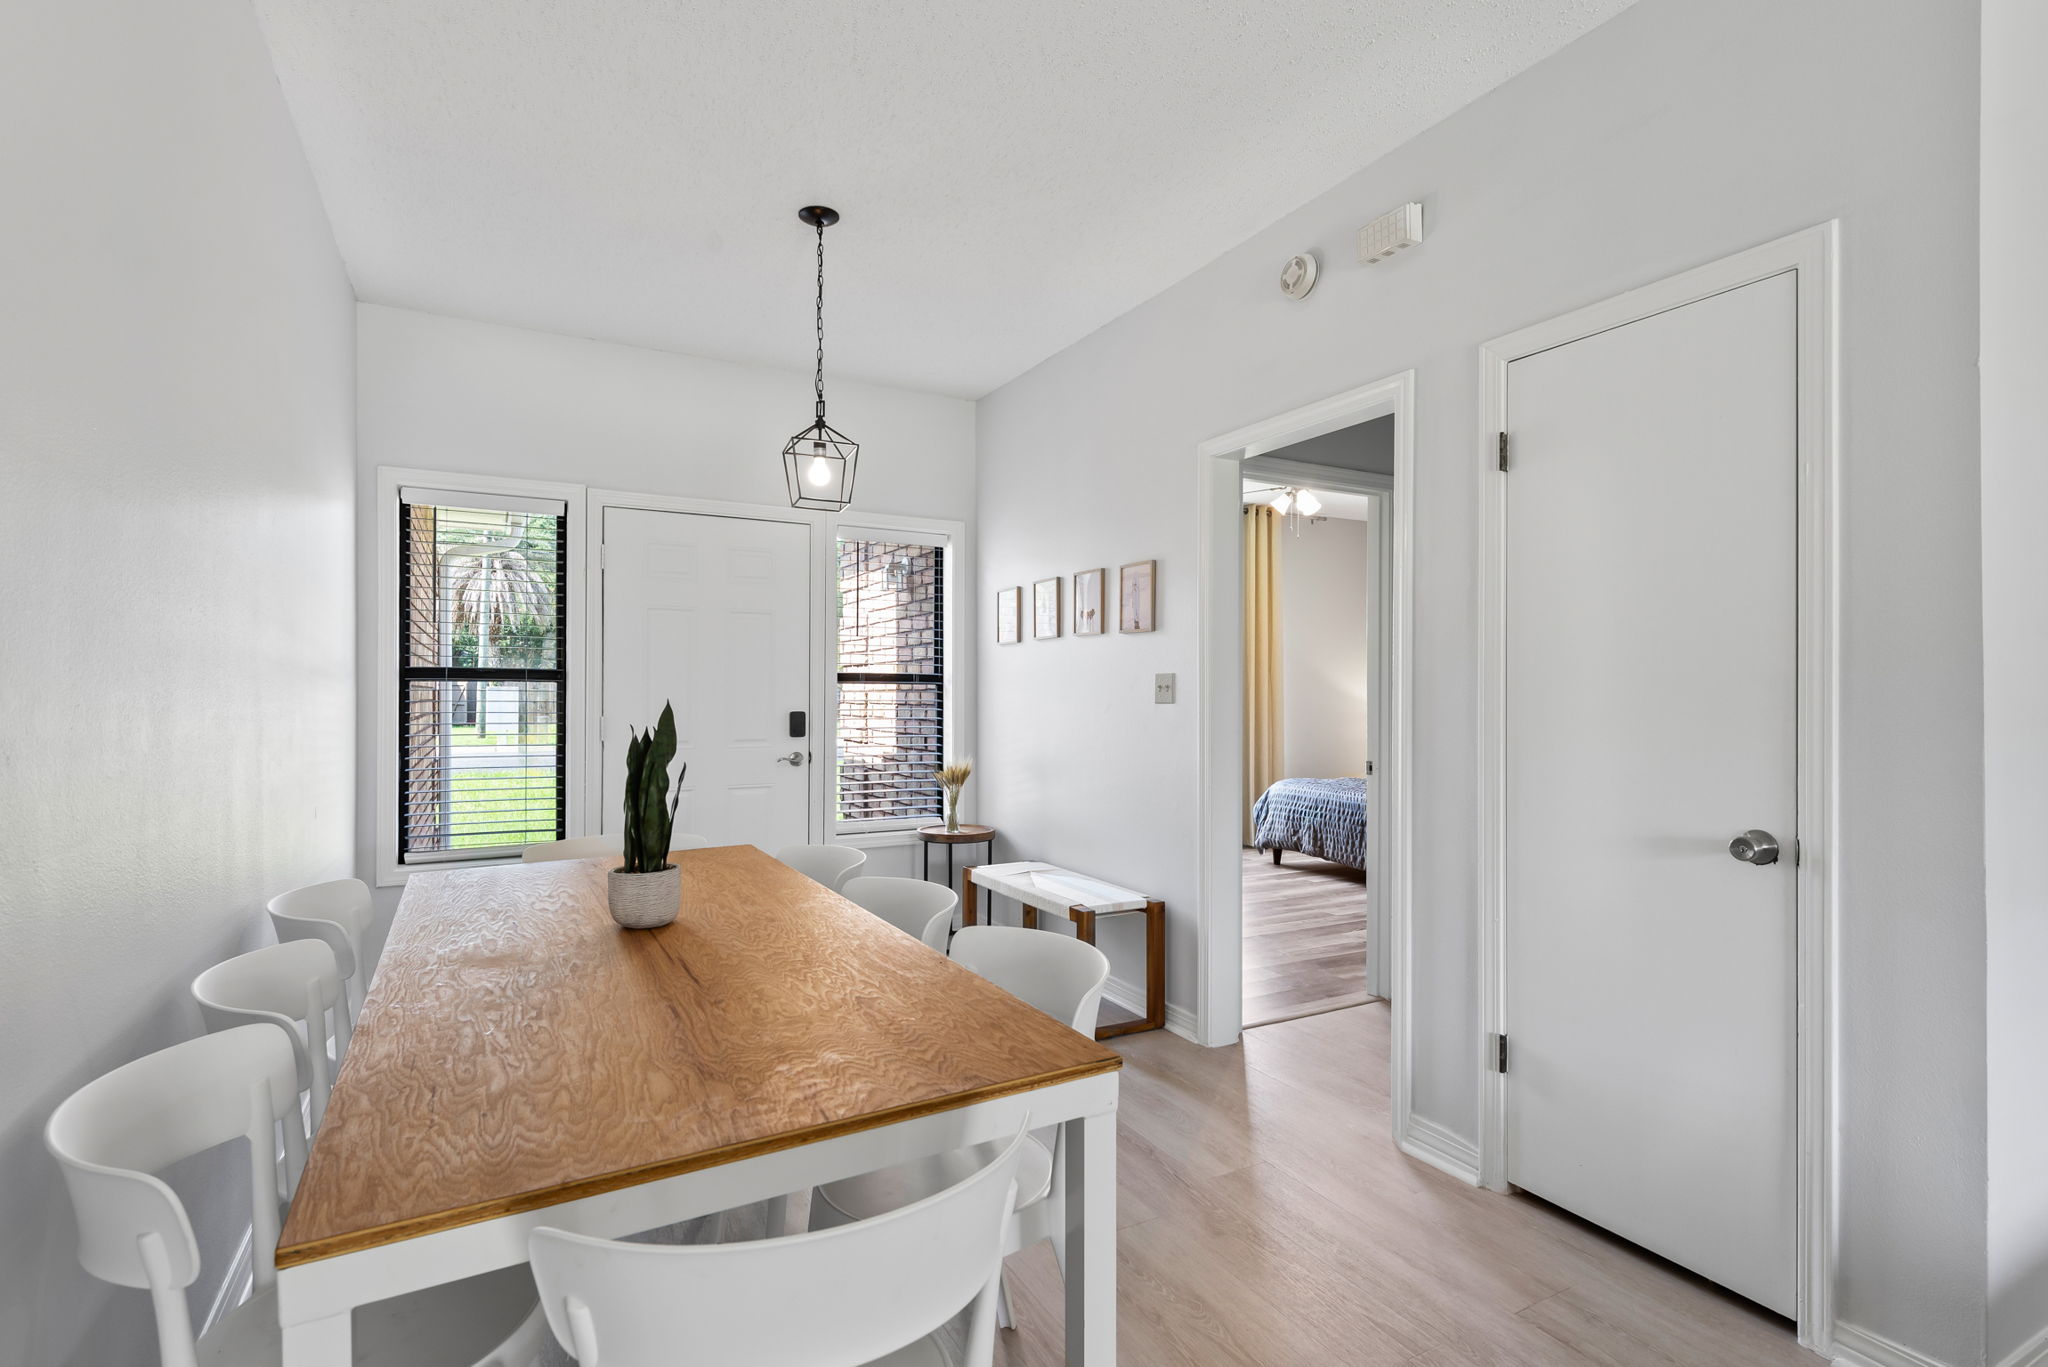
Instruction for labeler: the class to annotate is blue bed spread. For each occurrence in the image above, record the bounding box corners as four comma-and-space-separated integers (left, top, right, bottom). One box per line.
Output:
1252, 777, 1368, 870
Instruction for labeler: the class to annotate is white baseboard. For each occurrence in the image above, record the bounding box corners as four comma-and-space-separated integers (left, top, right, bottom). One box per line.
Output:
1398, 1113, 1482, 1186
201, 1224, 255, 1338
1830, 1322, 1956, 1367
1102, 975, 1197, 1042
1996, 1323, 2048, 1367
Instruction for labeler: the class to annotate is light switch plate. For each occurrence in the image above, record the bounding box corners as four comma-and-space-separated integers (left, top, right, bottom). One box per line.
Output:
1154, 673, 1176, 704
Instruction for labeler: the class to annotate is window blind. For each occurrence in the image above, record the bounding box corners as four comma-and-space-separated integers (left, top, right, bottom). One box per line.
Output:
398, 497, 568, 861
835, 538, 945, 824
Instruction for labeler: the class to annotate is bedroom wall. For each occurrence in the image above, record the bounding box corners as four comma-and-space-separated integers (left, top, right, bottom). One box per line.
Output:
0, 1, 357, 1361
1278, 517, 1371, 781
974, 0, 1984, 1359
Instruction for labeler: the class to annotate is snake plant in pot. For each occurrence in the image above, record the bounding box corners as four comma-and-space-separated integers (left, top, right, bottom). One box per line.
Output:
608, 701, 686, 929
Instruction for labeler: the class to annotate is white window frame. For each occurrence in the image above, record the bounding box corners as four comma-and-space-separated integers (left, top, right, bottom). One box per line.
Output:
827, 515, 966, 842
374, 467, 588, 886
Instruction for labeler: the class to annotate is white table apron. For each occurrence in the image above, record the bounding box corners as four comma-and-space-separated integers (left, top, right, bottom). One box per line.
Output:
277, 1070, 1118, 1365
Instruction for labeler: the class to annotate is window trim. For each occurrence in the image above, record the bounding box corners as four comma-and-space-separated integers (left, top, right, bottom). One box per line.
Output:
375, 468, 587, 886
829, 518, 963, 836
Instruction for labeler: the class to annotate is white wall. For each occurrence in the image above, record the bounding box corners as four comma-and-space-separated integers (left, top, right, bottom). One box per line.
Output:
0, 1, 356, 1362
354, 306, 977, 917
1981, 0, 2048, 1361
975, 0, 1984, 1360
1278, 518, 1371, 780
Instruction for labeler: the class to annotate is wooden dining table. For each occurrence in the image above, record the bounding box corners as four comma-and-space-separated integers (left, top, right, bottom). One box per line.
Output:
275, 844, 1122, 1363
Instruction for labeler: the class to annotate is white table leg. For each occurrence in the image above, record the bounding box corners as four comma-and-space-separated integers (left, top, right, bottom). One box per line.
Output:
1063, 1108, 1116, 1364
281, 1310, 351, 1367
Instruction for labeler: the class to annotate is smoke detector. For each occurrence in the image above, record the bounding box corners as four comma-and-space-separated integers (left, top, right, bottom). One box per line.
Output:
1280, 253, 1318, 300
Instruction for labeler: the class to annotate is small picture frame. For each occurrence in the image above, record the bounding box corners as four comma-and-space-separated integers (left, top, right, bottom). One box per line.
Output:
996, 586, 1022, 645
1119, 559, 1156, 633
1033, 576, 1062, 639
1073, 568, 1106, 636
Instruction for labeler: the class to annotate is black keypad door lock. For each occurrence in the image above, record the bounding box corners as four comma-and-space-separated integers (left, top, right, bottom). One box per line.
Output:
789, 711, 807, 739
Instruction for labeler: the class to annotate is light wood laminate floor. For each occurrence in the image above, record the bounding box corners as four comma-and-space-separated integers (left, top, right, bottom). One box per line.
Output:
980, 1004, 1810, 1366
662, 1005, 1810, 1367
1242, 848, 1373, 1026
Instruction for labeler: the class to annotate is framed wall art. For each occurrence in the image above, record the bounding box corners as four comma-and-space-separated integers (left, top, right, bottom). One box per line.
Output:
996, 586, 1022, 644
1073, 567, 1106, 636
1119, 559, 1156, 633
1033, 576, 1062, 639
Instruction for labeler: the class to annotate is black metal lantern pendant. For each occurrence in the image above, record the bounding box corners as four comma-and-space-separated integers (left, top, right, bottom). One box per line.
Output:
783, 205, 859, 511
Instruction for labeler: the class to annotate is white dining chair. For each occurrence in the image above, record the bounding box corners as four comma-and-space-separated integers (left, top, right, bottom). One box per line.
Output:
529, 1124, 1031, 1367
840, 876, 957, 952
266, 877, 376, 1053
811, 926, 1109, 1330
774, 842, 868, 892
45, 1026, 547, 1367
191, 939, 346, 1141
520, 832, 711, 863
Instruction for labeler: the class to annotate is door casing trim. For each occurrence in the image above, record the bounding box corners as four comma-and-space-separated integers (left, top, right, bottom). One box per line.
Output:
1191, 372, 1417, 1096
1474, 222, 1840, 1354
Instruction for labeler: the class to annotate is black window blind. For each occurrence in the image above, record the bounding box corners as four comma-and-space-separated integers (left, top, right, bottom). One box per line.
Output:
835, 538, 945, 824
398, 491, 568, 861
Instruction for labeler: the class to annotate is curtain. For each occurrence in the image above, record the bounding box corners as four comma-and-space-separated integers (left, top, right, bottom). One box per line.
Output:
1243, 504, 1284, 844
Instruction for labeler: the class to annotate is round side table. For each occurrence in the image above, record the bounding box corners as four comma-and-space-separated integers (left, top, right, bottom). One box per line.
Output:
917, 824, 996, 898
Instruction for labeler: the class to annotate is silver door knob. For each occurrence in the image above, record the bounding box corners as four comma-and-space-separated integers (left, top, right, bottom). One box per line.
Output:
777, 751, 805, 766
1729, 829, 1780, 865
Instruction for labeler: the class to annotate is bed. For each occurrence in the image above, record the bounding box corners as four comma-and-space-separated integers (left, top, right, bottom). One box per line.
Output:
1252, 776, 1368, 871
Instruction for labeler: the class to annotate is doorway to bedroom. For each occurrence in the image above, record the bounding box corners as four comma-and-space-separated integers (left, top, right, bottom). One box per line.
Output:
1239, 419, 1392, 1027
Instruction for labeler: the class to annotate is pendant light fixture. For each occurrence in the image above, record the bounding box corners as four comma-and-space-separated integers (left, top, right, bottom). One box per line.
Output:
782, 205, 859, 511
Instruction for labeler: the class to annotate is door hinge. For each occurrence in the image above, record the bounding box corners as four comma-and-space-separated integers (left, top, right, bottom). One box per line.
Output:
1497, 431, 1510, 473
1493, 1033, 1510, 1074
599, 540, 607, 569
1366, 759, 1375, 776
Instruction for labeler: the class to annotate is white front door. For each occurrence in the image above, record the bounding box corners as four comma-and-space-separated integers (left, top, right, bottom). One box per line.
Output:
601, 508, 812, 851
1503, 273, 1798, 1315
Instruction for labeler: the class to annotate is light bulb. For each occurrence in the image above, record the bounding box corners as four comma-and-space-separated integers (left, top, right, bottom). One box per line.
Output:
1294, 490, 1323, 517
1269, 490, 1293, 514
806, 451, 832, 487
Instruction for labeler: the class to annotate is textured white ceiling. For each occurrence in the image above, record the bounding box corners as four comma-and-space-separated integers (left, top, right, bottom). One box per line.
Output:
254, 1, 1634, 397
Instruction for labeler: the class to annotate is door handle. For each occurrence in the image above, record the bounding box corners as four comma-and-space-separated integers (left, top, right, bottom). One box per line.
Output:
777, 751, 805, 766
1728, 829, 1781, 865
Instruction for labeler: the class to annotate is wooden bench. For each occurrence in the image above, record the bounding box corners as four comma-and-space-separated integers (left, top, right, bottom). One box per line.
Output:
962, 861, 1165, 1038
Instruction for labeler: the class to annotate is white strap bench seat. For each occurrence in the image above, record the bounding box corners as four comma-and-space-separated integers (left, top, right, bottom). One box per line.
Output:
962, 861, 1165, 1037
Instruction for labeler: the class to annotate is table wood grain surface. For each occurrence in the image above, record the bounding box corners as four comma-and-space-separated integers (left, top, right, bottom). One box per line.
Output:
277, 844, 1120, 1267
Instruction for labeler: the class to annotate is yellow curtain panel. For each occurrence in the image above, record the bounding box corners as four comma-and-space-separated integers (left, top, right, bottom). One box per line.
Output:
1243, 504, 1284, 844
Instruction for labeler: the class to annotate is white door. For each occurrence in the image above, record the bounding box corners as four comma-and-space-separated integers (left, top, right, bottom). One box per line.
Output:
601, 508, 812, 850
1503, 273, 1798, 1315
1364, 495, 1389, 1001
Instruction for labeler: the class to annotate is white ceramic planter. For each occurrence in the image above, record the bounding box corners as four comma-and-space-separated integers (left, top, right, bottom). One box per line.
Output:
606, 864, 680, 929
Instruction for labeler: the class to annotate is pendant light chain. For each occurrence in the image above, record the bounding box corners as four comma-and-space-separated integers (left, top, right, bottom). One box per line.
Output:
814, 220, 827, 422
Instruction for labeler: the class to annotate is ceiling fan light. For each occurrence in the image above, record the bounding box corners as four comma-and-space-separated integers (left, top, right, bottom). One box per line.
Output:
1295, 490, 1323, 517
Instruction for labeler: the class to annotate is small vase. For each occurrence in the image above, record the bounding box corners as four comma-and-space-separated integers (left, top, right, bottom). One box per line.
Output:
945, 790, 961, 833
606, 864, 680, 929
